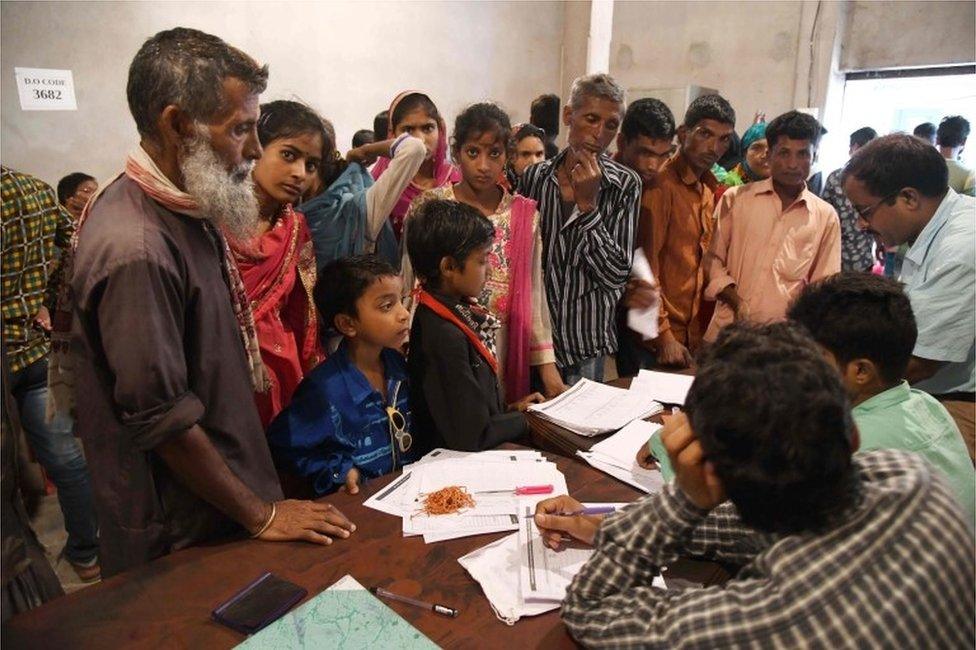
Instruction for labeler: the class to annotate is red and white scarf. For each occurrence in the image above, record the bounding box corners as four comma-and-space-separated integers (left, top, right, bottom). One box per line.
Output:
48, 146, 268, 420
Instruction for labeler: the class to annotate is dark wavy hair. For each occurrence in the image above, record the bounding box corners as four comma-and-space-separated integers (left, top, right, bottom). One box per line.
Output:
621, 98, 676, 142
788, 272, 916, 385
686, 322, 858, 535
843, 133, 948, 199
406, 199, 494, 290
451, 102, 512, 158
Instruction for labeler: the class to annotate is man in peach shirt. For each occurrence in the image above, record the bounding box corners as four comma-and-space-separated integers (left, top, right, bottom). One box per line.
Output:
705, 111, 840, 341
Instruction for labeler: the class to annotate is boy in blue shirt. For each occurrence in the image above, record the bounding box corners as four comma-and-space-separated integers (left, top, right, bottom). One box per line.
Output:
268, 255, 418, 496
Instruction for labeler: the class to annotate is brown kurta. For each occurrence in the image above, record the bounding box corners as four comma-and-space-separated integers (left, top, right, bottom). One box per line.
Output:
70, 175, 283, 577
640, 152, 718, 351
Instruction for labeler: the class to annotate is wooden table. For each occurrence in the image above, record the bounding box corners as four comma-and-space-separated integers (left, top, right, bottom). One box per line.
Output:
528, 371, 693, 459
2, 446, 728, 649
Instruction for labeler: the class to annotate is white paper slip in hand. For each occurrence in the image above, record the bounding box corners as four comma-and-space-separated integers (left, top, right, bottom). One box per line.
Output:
627, 248, 659, 341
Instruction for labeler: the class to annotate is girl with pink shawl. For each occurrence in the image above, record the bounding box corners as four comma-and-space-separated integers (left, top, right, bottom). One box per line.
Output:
371, 91, 460, 241
402, 103, 567, 403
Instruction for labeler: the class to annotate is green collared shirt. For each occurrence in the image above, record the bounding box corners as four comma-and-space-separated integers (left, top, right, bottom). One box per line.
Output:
649, 381, 974, 526
854, 381, 975, 524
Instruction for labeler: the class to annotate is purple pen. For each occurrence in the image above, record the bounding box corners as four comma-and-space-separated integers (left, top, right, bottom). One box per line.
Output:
525, 505, 616, 518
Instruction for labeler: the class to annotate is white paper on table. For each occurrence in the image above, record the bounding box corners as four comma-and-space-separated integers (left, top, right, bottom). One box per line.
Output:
590, 420, 662, 468
402, 458, 567, 541
629, 369, 695, 405
518, 505, 594, 602
528, 378, 663, 436
577, 450, 665, 494
627, 248, 659, 341
416, 448, 544, 465
459, 503, 651, 625
363, 468, 422, 517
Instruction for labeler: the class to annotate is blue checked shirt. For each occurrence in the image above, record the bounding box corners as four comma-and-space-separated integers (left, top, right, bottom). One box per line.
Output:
563, 449, 975, 648
268, 341, 418, 495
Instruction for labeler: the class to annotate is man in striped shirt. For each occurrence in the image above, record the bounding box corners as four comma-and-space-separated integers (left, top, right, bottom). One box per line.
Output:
536, 322, 974, 648
520, 74, 642, 384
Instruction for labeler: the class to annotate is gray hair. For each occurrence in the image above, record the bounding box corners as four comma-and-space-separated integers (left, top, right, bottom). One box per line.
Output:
569, 73, 625, 110
127, 27, 268, 140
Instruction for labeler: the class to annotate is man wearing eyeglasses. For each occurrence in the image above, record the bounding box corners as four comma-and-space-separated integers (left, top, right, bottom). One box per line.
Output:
642, 94, 736, 368
843, 134, 976, 461
704, 110, 840, 343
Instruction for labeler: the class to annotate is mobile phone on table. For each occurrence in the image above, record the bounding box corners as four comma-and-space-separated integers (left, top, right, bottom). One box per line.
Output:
211, 572, 307, 635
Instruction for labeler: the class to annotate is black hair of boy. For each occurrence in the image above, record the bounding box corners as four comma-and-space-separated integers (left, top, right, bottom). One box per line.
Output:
849, 127, 877, 149
937, 115, 970, 148
406, 199, 495, 289
685, 321, 857, 535
314, 255, 398, 332
843, 133, 949, 199
787, 272, 916, 385
765, 110, 823, 149
621, 98, 676, 143
56, 172, 95, 205
351, 129, 375, 148
683, 94, 736, 129
373, 110, 389, 141
913, 122, 937, 142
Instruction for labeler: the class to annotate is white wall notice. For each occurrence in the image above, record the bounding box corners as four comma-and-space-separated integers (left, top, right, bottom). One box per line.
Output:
14, 68, 77, 111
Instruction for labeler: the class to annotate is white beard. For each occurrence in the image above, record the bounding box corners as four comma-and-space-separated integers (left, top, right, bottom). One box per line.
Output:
179, 131, 259, 241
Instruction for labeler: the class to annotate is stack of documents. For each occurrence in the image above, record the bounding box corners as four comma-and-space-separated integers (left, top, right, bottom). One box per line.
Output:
629, 369, 694, 405
577, 420, 665, 494
528, 378, 663, 436
459, 502, 665, 624
363, 449, 568, 544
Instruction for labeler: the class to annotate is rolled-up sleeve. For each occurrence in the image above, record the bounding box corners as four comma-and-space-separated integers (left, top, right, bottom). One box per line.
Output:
704, 190, 737, 300
94, 256, 204, 450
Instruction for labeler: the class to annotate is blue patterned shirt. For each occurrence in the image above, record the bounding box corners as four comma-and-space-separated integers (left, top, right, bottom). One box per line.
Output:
268, 340, 418, 495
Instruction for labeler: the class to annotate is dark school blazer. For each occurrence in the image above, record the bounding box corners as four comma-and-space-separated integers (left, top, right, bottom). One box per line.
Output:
408, 297, 527, 452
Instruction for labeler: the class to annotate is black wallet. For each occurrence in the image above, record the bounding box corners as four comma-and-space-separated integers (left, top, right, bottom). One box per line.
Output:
211, 572, 308, 635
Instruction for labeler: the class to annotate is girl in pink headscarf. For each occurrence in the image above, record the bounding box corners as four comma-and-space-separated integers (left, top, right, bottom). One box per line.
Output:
371, 91, 460, 240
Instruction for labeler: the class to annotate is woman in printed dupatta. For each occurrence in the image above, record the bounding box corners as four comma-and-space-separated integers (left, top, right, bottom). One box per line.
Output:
230, 100, 324, 429
404, 103, 568, 402
371, 91, 461, 241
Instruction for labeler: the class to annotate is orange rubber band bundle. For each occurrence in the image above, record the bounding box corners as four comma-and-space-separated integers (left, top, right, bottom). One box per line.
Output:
419, 486, 475, 516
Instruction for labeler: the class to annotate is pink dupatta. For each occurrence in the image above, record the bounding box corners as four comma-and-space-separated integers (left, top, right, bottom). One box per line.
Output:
371, 90, 460, 239
503, 195, 537, 403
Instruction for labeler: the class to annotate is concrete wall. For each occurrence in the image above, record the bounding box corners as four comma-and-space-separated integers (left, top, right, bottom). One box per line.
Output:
609, 0, 811, 133
842, 0, 976, 71
1, 1, 565, 188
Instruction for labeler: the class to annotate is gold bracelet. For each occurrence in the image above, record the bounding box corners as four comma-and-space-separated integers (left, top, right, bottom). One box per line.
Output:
251, 502, 277, 539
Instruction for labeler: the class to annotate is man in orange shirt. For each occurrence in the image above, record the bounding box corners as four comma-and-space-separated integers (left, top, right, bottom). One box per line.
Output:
704, 111, 840, 341
642, 95, 736, 367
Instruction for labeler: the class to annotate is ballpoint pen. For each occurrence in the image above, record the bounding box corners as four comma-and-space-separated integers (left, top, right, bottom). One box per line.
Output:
476, 484, 554, 495
373, 586, 459, 618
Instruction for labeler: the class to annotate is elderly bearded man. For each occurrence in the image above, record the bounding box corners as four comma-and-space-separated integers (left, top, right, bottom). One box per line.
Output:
49, 28, 355, 577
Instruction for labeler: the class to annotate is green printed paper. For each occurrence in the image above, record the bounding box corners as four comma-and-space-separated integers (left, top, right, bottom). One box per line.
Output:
237, 575, 438, 649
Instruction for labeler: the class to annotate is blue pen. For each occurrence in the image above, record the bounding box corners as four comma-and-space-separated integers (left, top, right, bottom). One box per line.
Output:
524, 505, 616, 518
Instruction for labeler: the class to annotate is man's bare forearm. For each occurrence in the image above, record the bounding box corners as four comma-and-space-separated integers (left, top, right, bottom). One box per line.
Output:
155, 425, 270, 534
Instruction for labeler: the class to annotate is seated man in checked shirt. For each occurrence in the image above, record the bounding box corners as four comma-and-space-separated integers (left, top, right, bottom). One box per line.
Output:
534, 321, 975, 649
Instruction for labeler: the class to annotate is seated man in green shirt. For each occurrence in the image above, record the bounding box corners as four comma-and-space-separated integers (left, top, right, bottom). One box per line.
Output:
787, 272, 974, 523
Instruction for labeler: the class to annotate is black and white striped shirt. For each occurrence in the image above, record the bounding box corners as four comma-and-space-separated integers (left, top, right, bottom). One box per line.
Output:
563, 449, 976, 648
519, 150, 641, 367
